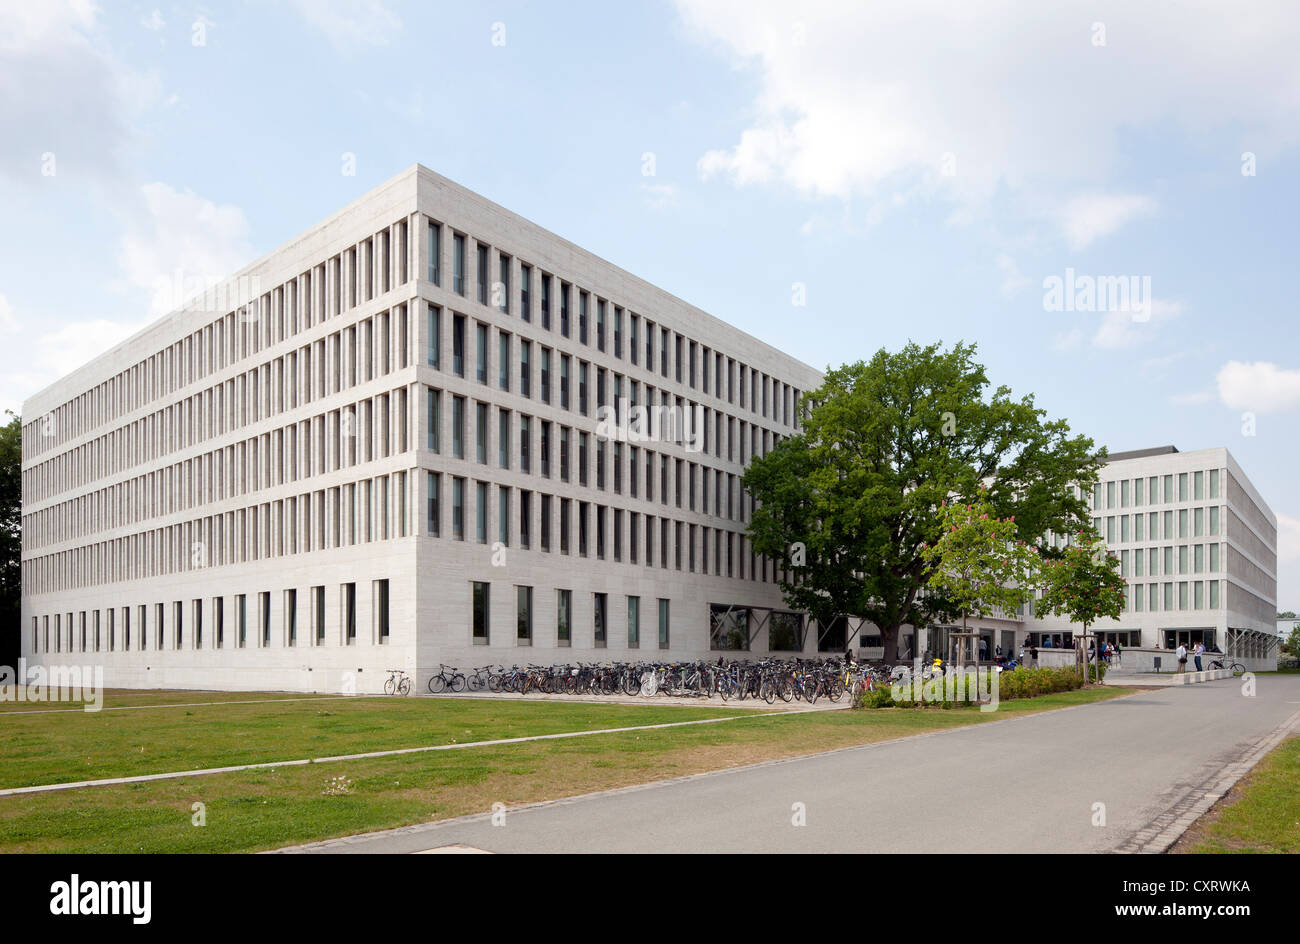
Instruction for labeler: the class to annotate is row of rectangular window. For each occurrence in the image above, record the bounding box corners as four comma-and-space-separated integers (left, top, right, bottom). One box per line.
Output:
425, 390, 753, 521
1092, 506, 1224, 545
1092, 469, 1222, 510
27, 384, 412, 554
423, 222, 803, 425
25, 473, 410, 595
26, 304, 414, 507
427, 472, 784, 583
472, 582, 669, 649
1113, 542, 1224, 577
28, 217, 414, 459
29, 580, 387, 655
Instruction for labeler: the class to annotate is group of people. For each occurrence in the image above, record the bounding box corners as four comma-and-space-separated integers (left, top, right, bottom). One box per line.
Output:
1175, 640, 1207, 672
1086, 639, 1122, 665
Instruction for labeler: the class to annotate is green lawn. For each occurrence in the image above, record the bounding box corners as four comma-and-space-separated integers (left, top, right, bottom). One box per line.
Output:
0, 686, 1128, 853
0, 694, 739, 789
1181, 736, 1300, 854
0, 687, 336, 713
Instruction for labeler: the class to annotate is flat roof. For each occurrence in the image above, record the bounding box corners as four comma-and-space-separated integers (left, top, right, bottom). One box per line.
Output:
1104, 446, 1180, 462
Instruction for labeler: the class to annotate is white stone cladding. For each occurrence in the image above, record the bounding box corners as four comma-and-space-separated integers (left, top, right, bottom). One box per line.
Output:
19, 165, 824, 693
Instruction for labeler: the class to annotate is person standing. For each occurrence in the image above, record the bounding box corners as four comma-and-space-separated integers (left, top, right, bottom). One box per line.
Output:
1176, 642, 1188, 673
1194, 641, 1204, 672
1115, 641, 1123, 664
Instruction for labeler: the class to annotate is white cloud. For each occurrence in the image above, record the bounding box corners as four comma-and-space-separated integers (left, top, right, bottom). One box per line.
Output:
0, 317, 152, 412
117, 182, 255, 316
1278, 513, 1300, 565
996, 253, 1030, 298
31, 318, 152, 379
678, 1, 1300, 242
0, 294, 19, 334
1216, 361, 1300, 413
285, 0, 401, 51
1092, 299, 1182, 349
0, 1, 158, 183
140, 9, 165, 31
1059, 193, 1157, 250
1168, 391, 1214, 406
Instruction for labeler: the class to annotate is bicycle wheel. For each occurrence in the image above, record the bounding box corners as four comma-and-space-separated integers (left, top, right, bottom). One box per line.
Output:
384, 677, 396, 696
468, 673, 484, 692
1230, 662, 1246, 675
428, 674, 446, 694
398, 677, 412, 696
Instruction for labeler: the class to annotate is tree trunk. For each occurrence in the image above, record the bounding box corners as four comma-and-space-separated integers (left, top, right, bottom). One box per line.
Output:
879, 622, 904, 664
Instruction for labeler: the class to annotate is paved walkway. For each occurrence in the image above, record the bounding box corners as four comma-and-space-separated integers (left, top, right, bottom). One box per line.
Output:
277, 675, 1300, 854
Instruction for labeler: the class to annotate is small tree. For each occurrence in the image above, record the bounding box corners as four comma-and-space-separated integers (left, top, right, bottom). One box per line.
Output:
1035, 528, 1127, 680
920, 491, 1041, 661
1281, 627, 1300, 663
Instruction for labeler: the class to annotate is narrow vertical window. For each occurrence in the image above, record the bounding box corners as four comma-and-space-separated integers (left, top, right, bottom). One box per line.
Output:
427, 221, 441, 285
453, 234, 465, 295
427, 305, 440, 368
376, 579, 389, 643
472, 581, 490, 643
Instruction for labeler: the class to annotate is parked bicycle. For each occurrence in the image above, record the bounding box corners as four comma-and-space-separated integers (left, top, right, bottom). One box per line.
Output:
1208, 657, 1246, 675
384, 668, 412, 696
427, 663, 467, 693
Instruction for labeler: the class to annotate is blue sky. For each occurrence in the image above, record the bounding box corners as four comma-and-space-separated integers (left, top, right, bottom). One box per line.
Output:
2, 1, 1297, 608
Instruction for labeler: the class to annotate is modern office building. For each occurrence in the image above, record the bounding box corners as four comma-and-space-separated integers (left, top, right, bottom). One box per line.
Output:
857, 446, 1279, 670
1019, 446, 1278, 664
18, 168, 1280, 692
19, 165, 823, 693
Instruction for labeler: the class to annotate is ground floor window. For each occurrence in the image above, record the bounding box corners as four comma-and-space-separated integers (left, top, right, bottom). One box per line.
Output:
817, 615, 848, 652
1163, 628, 1217, 651
593, 592, 607, 647
517, 586, 532, 645
472, 581, 490, 644
556, 589, 571, 646
342, 583, 357, 644
1024, 631, 1072, 650
627, 596, 640, 647
375, 580, 389, 643
769, 611, 803, 651
710, 603, 750, 650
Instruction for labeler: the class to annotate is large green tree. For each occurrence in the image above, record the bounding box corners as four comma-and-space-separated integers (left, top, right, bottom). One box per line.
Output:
743, 341, 1100, 660
1, 411, 20, 666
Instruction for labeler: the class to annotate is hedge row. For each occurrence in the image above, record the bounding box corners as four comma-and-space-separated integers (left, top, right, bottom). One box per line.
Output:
856, 664, 1104, 709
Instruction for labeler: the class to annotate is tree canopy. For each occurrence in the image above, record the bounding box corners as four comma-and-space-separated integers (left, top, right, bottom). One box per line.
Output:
743, 340, 1102, 658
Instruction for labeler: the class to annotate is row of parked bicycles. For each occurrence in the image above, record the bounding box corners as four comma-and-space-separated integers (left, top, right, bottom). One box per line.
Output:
385, 658, 900, 704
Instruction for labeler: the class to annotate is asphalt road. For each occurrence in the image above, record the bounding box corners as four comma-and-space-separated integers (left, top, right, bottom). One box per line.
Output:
281, 675, 1300, 853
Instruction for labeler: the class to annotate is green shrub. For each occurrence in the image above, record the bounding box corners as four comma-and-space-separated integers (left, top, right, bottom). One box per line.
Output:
856, 664, 1096, 709
856, 687, 895, 709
